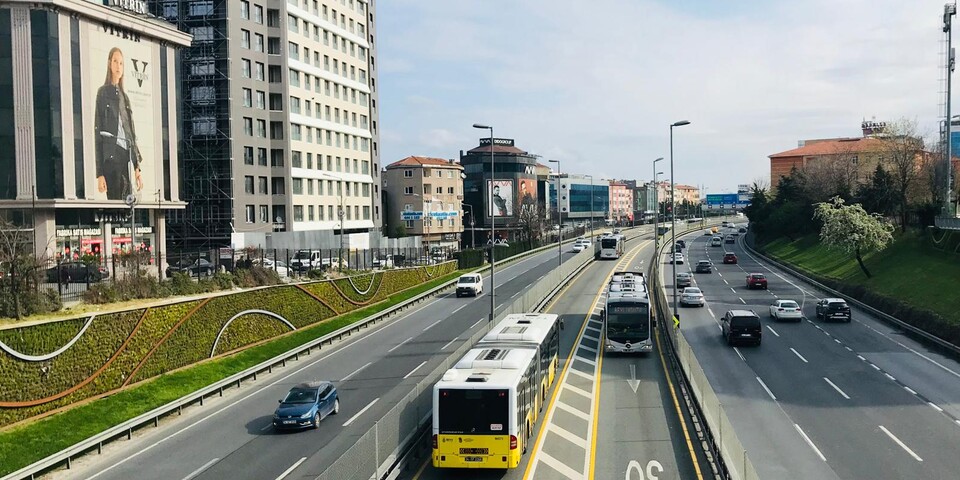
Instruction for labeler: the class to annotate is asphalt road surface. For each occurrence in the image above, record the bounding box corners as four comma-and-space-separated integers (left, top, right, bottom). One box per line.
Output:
662, 225, 960, 480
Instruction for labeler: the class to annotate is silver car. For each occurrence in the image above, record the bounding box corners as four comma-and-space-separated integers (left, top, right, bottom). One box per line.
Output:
680, 287, 705, 307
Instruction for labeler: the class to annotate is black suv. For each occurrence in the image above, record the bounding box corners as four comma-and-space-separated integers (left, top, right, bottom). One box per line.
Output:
695, 260, 712, 273
720, 310, 762, 346
816, 298, 851, 322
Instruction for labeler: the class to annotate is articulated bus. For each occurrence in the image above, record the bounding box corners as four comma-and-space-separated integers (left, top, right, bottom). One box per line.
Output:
478, 313, 562, 407
433, 347, 542, 469
604, 272, 653, 353
595, 234, 624, 260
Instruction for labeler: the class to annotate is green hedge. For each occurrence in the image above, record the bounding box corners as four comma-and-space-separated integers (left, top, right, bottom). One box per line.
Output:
0, 263, 455, 429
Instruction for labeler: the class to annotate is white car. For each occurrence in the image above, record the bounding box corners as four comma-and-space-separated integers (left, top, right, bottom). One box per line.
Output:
455, 273, 483, 297
253, 258, 290, 277
769, 300, 802, 322
680, 287, 705, 307
669, 252, 684, 264
710, 236, 723, 247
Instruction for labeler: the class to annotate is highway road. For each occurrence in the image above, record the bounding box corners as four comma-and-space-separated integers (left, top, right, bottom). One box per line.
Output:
662, 225, 960, 480
410, 227, 708, 480
51, 242, 590, 480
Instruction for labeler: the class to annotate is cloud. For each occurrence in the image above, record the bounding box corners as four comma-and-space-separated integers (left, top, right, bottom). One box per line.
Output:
377, 0, 949, 192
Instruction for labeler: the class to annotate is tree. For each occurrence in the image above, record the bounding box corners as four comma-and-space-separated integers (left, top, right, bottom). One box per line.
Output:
0, 218, 46, 319
517, 205, 546, 243
878, 118, 925, 231
392, 224, 407, 238
855, 163, 897, 217
813, 196, 894, 278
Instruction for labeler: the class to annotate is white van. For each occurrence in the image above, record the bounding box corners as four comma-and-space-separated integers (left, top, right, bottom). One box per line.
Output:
455, 273, 483, 297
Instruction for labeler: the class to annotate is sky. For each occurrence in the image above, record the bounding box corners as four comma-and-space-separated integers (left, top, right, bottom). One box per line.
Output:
376, 0, 951, 194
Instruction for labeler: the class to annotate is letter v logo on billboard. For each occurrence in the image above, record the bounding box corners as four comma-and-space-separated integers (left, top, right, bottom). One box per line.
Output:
131, 59, 149, 87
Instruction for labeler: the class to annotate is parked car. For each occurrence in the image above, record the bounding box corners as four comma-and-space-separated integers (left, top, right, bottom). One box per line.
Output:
321, 257, 349, 270
253, 258, 290, 277
745, 273, 768, 289
720, 310, 762, 346
273, 381, 339, 430
46, 261, 109, 283
371, 255, 395, 269
816, 298, 851, 322
166, 258, 214, 277
680, 287, 705, 307
769, 299, 802, 322
676, 272, 693, 288
290, 250, 324, 273
694, 260, 713, 273
456, 273, 483, 297
723, 252, 738, 264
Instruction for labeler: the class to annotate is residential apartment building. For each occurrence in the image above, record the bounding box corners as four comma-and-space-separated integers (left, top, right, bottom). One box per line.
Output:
608, 182, 633, 224
150, 0, 381, 251
0, 0, 190, 263
382, 156, 463, 249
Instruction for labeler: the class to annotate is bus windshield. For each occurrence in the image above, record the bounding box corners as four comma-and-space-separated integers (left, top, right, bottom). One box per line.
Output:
438, 389, 509, 434
601, 238, 618, 249
606, 302, 650, 340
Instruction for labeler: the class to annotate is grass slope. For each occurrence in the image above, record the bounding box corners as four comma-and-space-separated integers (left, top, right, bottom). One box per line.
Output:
762, 233, 960, 326
0, 270, 465, 477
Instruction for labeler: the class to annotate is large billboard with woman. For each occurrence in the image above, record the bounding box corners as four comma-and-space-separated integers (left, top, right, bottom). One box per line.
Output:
85, 23, 160, 203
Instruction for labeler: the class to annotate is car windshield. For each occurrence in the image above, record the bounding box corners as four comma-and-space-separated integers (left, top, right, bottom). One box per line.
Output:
781, 301, 799, 309
458, 276, 477, 284
282, 388, 318, 404
751, 274, 765, 279
684, 288, 701, 295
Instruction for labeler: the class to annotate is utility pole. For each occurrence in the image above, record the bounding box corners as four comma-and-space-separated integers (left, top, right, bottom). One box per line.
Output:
945, 2, 957, 217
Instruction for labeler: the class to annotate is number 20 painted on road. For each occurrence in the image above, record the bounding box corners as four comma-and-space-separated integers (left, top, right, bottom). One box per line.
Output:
626, 460, 664, 480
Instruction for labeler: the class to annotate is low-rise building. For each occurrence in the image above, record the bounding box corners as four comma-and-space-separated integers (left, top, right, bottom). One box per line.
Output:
382, 156, 463, 250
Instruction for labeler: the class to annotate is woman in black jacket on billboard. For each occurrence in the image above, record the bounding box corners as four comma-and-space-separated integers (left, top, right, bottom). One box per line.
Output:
94, 47, 143, 201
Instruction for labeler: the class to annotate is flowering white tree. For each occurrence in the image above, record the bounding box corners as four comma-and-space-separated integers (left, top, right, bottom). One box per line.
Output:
813, 196, 895, 278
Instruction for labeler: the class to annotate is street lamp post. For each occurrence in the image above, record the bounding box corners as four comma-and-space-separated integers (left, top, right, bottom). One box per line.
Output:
585, 174, 594, 239
473, 123, 496, 322
549, 160, 562, 267
652, 157, 663, 248
319, 172, 346, 272
670, 120, 690, 321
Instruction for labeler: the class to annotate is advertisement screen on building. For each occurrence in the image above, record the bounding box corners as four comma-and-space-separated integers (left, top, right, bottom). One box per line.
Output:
85, 22, 161, 204
488, 179, 514, 217
518, 178, 537, 216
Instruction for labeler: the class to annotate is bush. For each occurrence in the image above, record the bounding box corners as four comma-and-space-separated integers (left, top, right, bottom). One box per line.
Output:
307, 269, 326, 279
211, 271, 234, 290
232, 267, 282, 288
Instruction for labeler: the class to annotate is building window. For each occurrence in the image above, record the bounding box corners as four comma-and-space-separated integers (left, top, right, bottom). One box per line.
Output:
244, 176, 254, 194
191, 117, 216, 136
243, 117, 253, 136
404, 186, 413, 195
294, 205, 304, 222
307, 179, 314, 195
255, 33, 264, 52
436, 187, 443, 194
308, 205, 315, 221
241, 29, 250, 49
258, 148, 268, 166
290, 96, 301, 114
258, 176, 268, 194
272, 177, 285, 195
447, 187, 454, 194
254, 5, 263, 24
292, 150, 302, 167
292, 178, 303, 194
256, 91, 265, 109
189, 1, 214, 16
245, 205, 255, 223
256, 119, 266, 137
241, 59, 251, 78
240, 1, 250, 19
256, 62, 265, 80
405, 220, 414, 228
288, 41, 299, 60
363, 206, 370, 220
244, 146, 254, 165
242, 88, 252, 107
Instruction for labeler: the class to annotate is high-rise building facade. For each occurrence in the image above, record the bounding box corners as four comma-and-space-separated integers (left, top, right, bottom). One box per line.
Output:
150, 0, 381, 251
0, 0, 190, 264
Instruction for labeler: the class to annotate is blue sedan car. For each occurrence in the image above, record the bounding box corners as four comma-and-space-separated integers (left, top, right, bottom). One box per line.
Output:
273, 381, 340, 430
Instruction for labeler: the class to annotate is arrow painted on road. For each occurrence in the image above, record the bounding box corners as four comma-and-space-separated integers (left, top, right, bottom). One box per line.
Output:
628, 364, 640, 393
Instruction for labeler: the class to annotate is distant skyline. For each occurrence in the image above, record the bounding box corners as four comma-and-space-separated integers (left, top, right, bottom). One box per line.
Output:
377, 0, 951, 194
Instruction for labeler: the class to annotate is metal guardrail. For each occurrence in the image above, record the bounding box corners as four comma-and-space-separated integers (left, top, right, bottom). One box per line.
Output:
3, 238, 593, 480
742, 237, 960, 357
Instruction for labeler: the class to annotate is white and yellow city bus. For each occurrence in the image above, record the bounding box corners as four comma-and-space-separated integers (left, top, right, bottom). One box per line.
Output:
478, 312, 562, 409
432, 347, 542, 469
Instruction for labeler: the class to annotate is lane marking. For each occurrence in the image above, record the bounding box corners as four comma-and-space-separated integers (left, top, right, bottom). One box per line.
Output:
794, 424, 827, 462
579, 344, 598, 353
790, 347, 809, 363
538, 451, 581, 480
879, 425, 923, 462
734, 347, 746, 362
904, 386, 918, 395
470, 318, 484, 329
549, 424, 587, 449
568, 368, 594, 381
181, 458, 219, 480
340, 362, 371, 382
823, 377, 850, 399
387, 337, 413, 353
739, 297, 746, 304
422, 317, 445, 331
585, 325, 601, 333
730, 287, 736, 293
870, 364, 881, 371
275, 457, 307, 480
766, 325, 780, 337
556, 401, 591, 421
757, 376, 777, 400
440, 337, 458, 351
565, 384, 593, 399
403, 360, 427, 379
342, 398, 379, 427
929, 402, 944, 413
857, 355, 866, 361
884, 373, 896, 382
575, 356, 597, 366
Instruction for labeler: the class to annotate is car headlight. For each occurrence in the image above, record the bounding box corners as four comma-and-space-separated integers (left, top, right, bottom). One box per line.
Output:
300, 410, 313, 419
